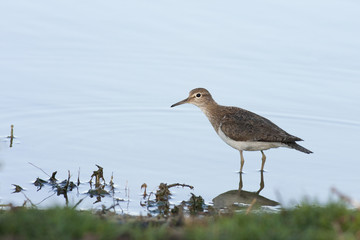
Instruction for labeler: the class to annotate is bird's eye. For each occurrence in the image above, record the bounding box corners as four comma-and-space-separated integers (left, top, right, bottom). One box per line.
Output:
196, 93, 201, 98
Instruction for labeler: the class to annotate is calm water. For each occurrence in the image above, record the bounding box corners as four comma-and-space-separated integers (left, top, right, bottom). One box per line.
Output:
1, 0, 360, 214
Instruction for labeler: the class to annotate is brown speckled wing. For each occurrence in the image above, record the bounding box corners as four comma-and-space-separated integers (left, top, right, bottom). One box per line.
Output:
219, 108, 302, 143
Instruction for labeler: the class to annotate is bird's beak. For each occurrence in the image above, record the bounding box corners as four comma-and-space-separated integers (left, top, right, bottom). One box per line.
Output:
171, 98, 189, 107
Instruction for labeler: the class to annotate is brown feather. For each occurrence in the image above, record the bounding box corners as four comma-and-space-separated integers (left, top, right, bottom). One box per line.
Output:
217, 106, 302, 143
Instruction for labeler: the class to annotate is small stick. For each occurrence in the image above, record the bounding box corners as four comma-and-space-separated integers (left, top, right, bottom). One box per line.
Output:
77, 168, 81, 186
9, 125, 14, 147
245, 198, 257, 215
36, 192, 56, 205
63, 170, 71, 206
167, 183, 194, 189
28, 162, 51, 177
72, 196, 87, 210
21, 192, 36, 207
141, 183, 148, 198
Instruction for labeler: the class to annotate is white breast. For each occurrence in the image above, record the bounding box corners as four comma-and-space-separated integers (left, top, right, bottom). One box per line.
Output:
217, 127, 287, 151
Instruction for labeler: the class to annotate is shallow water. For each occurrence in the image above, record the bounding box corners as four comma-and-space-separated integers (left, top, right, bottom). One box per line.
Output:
1, 0, 360, 214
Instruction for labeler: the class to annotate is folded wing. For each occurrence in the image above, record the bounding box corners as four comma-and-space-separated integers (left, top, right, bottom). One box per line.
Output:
220, 108, 302, 143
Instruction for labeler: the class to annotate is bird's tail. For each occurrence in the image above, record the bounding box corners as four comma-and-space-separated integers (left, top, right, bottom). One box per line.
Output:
287, 142, 313, 154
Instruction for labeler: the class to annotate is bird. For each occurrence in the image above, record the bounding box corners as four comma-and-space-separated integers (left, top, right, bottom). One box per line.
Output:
171, 88, 312, 172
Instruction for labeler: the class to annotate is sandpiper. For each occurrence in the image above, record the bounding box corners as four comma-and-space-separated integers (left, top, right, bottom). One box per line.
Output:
171, 88, 312, 172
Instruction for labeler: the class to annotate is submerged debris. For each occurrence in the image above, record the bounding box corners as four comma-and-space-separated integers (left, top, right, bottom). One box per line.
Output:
141, 182, 208, 218
87, 165, 112, 204
33, 178, 47, 191
10, 164, 210, 217
12, 184, 23, 193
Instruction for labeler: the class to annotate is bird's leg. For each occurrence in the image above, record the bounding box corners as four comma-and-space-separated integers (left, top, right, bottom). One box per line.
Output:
260, 150, 266, 172
238, 171, 243, 191
256, 171, 265, 195
240, 150, 245, 173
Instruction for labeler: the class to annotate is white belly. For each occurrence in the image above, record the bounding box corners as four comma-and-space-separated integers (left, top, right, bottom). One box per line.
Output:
217, 128, 288, 151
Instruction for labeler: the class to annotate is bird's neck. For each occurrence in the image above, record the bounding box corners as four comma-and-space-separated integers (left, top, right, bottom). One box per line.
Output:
199, 101, 225, 132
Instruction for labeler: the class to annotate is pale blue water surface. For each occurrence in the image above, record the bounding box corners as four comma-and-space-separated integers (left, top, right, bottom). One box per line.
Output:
0, 0, 360, 214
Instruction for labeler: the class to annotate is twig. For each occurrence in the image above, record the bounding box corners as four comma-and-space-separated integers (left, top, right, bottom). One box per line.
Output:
245, 198, 257, 215
21, 192, 36, 208
63, 170, 71, 206
72, 196, 87, 210
141, 183, 147, 198
105, 198, 124, 213
28, 162, 51, 177
65, 170, 71, 189
9, 125, 14, 147
77, 167, 81, 186
168, 183, 194, 189
35, 192, 57, 205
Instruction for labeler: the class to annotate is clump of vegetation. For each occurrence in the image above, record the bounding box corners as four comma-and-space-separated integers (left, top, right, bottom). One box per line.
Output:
186, 193, 207, 215
1, 203, 360, 239
141, 182, 208, 219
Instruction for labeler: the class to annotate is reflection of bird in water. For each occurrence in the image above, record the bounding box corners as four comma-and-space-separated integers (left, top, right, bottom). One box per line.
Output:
212, 172, 279, 210
171, 88, 312, 172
